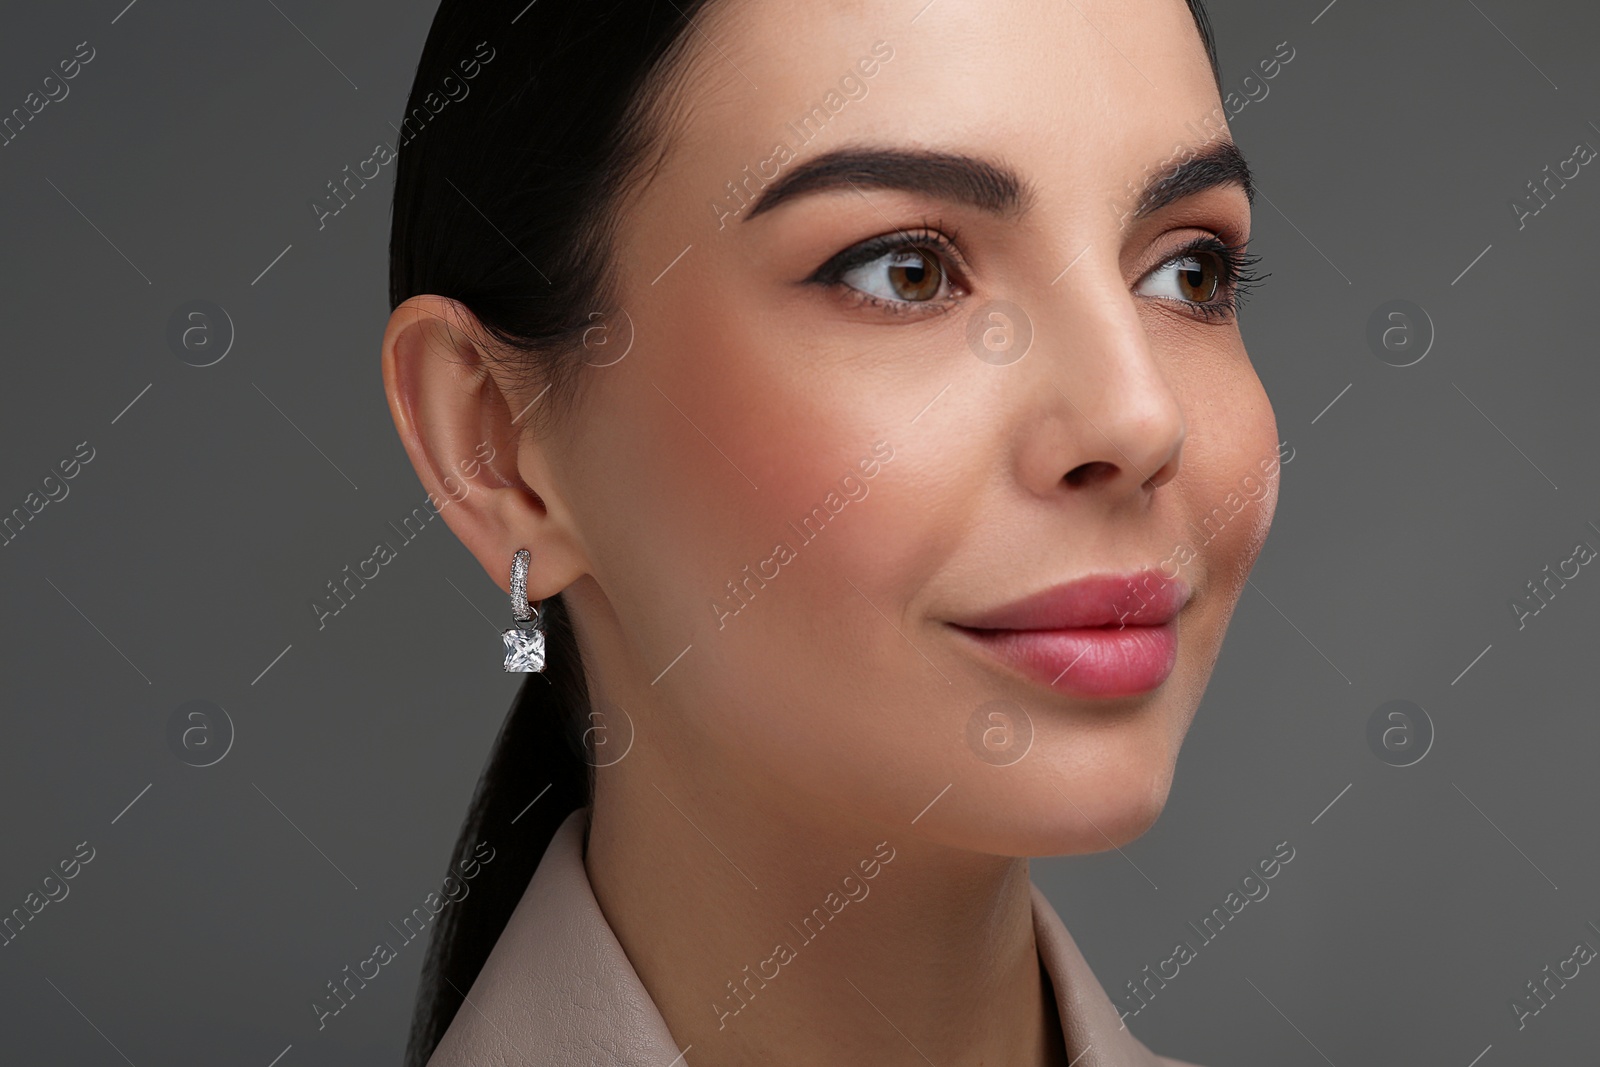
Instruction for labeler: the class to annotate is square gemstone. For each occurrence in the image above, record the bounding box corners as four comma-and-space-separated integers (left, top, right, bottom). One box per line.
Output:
502, 627, 546, 672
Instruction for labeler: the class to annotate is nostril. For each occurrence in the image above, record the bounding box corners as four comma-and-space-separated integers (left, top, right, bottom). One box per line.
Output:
1064, 461, 1116, 488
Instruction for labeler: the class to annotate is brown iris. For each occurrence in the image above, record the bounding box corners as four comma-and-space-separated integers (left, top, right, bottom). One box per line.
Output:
886, 248, 944, 301
1175, 251, 1222, 302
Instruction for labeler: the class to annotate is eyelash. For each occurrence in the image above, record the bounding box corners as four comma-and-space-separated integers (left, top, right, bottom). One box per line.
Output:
808, 224, 1267, 323
1146, 234, 1268, 323
808, 218, 969, 319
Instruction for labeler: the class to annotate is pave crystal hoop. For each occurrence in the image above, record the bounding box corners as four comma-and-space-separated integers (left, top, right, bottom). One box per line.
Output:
502, 548, 547, 673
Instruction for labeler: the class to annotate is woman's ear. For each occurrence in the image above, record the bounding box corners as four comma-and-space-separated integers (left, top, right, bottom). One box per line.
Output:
380, 294, 586, 604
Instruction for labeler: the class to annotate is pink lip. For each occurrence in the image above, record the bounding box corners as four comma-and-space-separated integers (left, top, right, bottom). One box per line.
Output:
948, 569, 1191, 697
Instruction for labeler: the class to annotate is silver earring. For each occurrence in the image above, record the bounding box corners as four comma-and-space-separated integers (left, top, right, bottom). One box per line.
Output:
502, 548, 547, 673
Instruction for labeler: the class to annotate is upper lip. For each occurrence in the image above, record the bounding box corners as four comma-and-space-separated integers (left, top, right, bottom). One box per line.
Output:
950, 569, 1191, 630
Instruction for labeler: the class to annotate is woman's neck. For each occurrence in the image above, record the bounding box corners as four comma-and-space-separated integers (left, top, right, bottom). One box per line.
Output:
584, 753, 1069, 1067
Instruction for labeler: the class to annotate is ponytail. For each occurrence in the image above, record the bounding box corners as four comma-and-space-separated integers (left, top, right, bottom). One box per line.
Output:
389, 2, 723, 1057
401, 594, 591, 1067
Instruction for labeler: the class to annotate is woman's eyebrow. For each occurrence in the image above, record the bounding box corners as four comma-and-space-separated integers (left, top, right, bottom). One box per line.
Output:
743, 146, 1035, 221
1133, 139, 1255, 218
741, 140, 1253, 222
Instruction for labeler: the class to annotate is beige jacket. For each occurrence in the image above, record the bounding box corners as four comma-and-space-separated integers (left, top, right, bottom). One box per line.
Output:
426, 807, 1201, 1066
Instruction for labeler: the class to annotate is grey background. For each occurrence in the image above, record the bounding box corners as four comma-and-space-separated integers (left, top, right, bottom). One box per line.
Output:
1, 0, 1595, 1063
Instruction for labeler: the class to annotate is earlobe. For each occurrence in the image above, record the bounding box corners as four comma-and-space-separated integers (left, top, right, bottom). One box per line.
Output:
380, 294, 585, 602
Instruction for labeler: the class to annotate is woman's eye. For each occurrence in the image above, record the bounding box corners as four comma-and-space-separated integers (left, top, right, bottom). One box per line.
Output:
839, 246, 948, 304
1137, 249, 1225, 304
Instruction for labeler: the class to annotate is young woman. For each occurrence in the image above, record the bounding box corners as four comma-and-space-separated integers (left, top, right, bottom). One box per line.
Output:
380, 0, 1279, 1063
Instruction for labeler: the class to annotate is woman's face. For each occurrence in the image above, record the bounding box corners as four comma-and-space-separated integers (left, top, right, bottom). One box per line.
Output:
542, 0, 1279, 855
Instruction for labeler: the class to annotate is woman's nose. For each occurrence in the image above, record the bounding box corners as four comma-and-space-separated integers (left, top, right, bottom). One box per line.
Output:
1007, 264, 1186, 502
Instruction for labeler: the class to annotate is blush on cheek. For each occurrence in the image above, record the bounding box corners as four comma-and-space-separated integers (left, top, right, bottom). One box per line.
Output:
704, 438, 905, 628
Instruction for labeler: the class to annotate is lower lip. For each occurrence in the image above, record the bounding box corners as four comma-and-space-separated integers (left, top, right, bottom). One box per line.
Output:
951, 621, 1179, 697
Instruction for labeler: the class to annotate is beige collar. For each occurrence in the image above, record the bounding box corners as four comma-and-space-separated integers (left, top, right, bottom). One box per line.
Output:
426, 806, 1199, 1066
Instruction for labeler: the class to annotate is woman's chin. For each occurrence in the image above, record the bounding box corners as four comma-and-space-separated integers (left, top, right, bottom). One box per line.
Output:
1036, 791, 1167, 858
917, 763, 1176, 860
